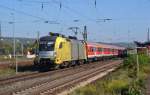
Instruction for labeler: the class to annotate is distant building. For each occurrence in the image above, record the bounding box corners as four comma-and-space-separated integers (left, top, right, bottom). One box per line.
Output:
127, 48, 137, 55
134, 41, 150, 55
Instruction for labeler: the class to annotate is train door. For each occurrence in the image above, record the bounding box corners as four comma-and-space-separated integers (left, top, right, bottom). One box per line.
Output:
56, 40, 71, 64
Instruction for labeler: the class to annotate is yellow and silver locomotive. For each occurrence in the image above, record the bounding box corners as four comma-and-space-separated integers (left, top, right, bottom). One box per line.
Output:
34, 33, 87, 68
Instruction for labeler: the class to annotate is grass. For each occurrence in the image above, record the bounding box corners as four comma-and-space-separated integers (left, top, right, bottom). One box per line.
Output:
0, 68, 16, 78
71, 54, 150, 95
0, 55, 34, 78
71, 68, 129, 95
0, 55, 14, 62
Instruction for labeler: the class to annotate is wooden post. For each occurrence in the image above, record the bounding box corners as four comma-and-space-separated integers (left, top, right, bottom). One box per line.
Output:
136, 53, 139, 79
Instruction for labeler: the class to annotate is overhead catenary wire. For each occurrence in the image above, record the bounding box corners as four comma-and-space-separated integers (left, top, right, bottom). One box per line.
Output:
17, 0, 50, 4
16, 0, 51, 11
0, 20, 60, 24
15, 0, 107, 23
51, 0, 96, 22
0, 3, 57, 22
17, 0, 92, 20
18, 0, 95, 21
0, 0, 113, 30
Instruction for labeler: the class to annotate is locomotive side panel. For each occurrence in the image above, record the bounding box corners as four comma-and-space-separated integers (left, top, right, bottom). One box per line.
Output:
70, 39, 79, 61
78, 41, 87, 60
55, 37, 72, 64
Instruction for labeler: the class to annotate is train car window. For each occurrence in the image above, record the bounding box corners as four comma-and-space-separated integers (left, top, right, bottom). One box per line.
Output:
97, 48, 99, 52
104, 48, 107, 52
98, 48, 103, 52
88, 48, 91, 52
92, 47, 96, 52
59, 42, 63, 49
94, 47, 97, 51
101, 48, 103, 52
112, 49, 114, 52
106, 48, 109, 52
93, 47, 96, 52
88, 47, 90, 52
97, 48, 100, 52
91, 48, 94, 52
109, 49, 111, 52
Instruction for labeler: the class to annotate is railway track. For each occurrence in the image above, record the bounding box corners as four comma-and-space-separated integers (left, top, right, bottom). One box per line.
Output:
0, 60, 105, 86
0, 60, 115, 86
0, 60, 122, 95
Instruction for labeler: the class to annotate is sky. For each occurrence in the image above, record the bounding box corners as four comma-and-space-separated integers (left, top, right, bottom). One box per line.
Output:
0, 0, 150, 43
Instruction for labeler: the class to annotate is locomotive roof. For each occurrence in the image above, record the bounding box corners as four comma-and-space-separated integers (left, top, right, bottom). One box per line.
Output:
40, 36, 57, 41
87, 42, 125, 50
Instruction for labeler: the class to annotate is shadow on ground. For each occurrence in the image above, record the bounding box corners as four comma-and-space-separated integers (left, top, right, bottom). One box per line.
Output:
11, 64, 53, 72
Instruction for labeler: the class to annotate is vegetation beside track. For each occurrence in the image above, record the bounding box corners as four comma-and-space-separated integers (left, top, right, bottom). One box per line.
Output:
0, 58, 34, 78
0, 55, 13, 62
0, 64, 35, 78
0, 68, 15, 78
71, 54, 150, 95
0, 55, 34, 62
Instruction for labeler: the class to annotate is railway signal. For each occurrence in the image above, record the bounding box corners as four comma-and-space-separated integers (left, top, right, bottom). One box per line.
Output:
83, 26, 87, 41
0, 21, 1, 39
148, 28, 150, 42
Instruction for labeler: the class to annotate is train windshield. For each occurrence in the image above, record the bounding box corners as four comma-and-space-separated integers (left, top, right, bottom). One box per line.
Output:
39, 36, 56, 51
39, 41, 55, 51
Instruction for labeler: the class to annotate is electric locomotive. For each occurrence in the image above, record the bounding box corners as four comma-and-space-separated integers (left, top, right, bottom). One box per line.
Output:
34, 33, 87, 68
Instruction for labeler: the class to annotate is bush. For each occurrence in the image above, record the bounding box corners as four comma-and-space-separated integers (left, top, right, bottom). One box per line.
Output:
128, 81, 143, 95
123, 54, 136, 68
138, 54, 150, 65
72, 85, 97, 95
104, 79, 129, 95
0, 68, 15, 78
124, 54, 150, 67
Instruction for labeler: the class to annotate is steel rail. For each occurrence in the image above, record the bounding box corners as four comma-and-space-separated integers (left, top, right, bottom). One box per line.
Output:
13, 60, 122, 95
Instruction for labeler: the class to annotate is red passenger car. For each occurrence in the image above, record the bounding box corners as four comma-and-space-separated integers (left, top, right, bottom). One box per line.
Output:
86, 42, 125, 61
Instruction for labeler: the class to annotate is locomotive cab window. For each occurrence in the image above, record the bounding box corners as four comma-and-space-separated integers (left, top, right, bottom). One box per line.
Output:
39, 41, 55, 51
59, 42, 63, 49
39, 36, 56, 51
